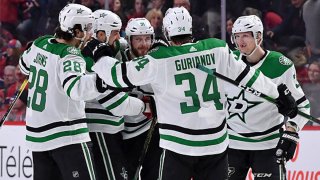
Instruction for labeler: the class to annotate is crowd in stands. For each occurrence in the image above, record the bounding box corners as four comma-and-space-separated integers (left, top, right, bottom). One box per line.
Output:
0, 0, 319, 124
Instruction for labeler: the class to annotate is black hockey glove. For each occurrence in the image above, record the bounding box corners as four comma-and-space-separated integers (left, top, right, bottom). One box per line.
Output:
96, 74, 108, 93
275, 84, 298, 118
149, 38, 169, 53
142, 95, 157, 120
93, 43, 113, 63
275, 130, 299, 163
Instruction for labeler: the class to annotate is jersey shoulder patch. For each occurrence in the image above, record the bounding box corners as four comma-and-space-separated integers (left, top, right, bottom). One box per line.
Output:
258, 51, 293, 79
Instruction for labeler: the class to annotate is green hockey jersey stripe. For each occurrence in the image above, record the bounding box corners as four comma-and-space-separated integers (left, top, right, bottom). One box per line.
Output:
26, 127, 89, 142
26, 119, 87, 132
111, 62, 122, 88
148, 38, 226, 59
246, 69, 260, 87
258, 51, 292, 79
159, 119, 226, 135
67, 76, 81, 97
87, 118, 124, 126
81, 143, 96, 180
160, 131, 228, 147
98, 90, 122, 104
105, 94, 128, 110
62, 75, 77, 89
34, 35, 84, 59
229, 133, 280, 142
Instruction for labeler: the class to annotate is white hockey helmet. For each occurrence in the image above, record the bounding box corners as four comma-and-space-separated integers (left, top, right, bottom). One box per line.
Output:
162, 7, 192, 40
59, 4, 94, 34
93, 9, 122, 42
232, 15, 263, 41
125, 18, 154, 47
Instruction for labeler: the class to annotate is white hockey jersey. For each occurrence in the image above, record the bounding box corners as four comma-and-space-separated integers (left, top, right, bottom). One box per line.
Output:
19, 35, 101, 151
82, 38, 144, 134
93, 38, 280, 156
121, 49, 153, 140
225, 50, 310, 150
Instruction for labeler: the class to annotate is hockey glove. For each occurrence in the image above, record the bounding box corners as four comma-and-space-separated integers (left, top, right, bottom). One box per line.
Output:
149, 38, 169, 53
275, 84, 298, 118
93, 43, 113, 63
142, 95, 157, 120
96, 74, 108, 93
275, 130, 299, 163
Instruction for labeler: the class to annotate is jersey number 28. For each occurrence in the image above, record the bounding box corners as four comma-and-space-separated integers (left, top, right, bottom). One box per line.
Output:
27, 65, 48, 112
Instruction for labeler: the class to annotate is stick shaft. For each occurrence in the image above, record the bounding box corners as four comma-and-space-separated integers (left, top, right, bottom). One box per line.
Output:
197, 65, 320, 124
0, 79, 28, 127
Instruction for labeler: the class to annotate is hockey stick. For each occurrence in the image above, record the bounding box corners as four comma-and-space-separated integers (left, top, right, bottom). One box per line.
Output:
133, 116, 158, 180
279, 157, 287, 180
0, 79, 28, 128
197, 64, 320, 124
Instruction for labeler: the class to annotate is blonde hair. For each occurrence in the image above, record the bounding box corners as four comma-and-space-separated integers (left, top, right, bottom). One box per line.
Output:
145, 8, 163, 23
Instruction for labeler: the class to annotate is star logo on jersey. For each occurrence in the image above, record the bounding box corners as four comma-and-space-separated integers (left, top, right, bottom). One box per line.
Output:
279, 56, 292, 66
227, 90, 262, 123
77, 8, 85, 14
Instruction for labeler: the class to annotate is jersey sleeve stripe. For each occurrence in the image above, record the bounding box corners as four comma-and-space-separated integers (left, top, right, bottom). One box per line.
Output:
228, 122, 283, 137
19, 57, 30, 73
235, 64, 250, 83
97, 91, 121, 104
105, 93, 129, 111
66, 76, 81, 97
121, 63, 135, 87
245, 69, 260, 87
296, 96, 307, 105
111, 62, 122, 88
62, 75, 77, 89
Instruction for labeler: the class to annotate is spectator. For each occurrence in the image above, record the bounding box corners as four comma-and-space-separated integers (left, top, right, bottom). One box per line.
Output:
127, 0, 147, 20
266, 0, 306, 49
147, 0, 167, 14
214, 17, 236, 50
109, 0, 128, 33
16, 0, 41, 44
303, 61, 320, 124
2, 65, 16, 108
80, 0, 101, 11
303, 0, 320, 62
4, 39, 22, 67
0, 0, 25, 34
145, 8, 164, 38
174, 0, 209, 41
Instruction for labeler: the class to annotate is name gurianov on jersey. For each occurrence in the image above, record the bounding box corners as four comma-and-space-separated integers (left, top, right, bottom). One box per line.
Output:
175, 53, 215, 71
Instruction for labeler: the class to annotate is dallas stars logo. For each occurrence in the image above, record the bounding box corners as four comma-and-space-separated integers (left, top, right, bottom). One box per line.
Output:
227, 90, 262, 123
100, 13, 107, 18
77, 8, 85, 14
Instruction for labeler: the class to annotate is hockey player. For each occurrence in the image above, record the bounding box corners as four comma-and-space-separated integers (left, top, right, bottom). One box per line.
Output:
82, 10, 145, 180
226, 15, 310, 179
18, 4, 105, 180
121, 18, 163, 180
91, 7, 298, 180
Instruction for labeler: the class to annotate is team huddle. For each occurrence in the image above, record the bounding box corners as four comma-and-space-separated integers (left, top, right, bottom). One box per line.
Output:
18, 3, 310, 180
